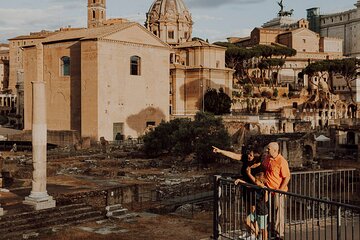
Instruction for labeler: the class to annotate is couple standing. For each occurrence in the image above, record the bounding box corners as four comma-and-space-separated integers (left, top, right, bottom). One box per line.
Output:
213, 142, 291, 239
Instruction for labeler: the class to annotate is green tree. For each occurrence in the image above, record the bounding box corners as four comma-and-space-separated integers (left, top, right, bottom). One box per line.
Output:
142, 118, 193, 157
142, 112, 231, 165
273, 88, 279, 97
204, 88, 231, 115
303, 58, 360, 102
193, 112, 231, 166
243, 84, 253, 97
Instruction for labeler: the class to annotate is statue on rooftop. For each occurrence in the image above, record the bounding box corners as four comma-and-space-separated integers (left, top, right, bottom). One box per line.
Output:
277, 0, 284, 13
277, 0, 294, 17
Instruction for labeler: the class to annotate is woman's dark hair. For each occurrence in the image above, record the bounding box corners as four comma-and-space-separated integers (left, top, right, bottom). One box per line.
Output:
244, 147, 261, 163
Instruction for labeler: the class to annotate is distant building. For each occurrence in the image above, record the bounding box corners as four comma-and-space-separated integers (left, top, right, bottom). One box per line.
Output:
307, 1, 360, 57
0, 59, 9, 92
0, 44, 9, 91
146, 0, 233, 116
145, 0, 193, 47
230, 17, 343, 87
170, 40, 233, 115
87, 0, 130, 28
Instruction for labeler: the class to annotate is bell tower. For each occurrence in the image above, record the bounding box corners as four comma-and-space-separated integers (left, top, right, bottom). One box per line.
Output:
88, 0, 106, 28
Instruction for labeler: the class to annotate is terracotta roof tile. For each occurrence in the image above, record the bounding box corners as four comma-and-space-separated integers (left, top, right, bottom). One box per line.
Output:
42, 22, 136, 43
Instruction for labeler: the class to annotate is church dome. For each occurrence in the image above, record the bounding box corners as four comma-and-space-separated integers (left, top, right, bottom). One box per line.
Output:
146, 0, 193, 46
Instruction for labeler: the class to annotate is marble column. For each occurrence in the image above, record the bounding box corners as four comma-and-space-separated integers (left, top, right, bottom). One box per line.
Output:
23, 44, 55, 210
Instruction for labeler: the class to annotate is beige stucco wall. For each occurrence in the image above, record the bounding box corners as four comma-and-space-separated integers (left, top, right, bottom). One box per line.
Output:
185, 47, 225, 69
23, 46, 37, 130
44, 42, 81, 131
171, 67, 233, 115
93, 39, 170, 140
253, 29, 282, 45
80, 40, 99, 140
9, 38, 43, 92
24, 24, 170, 141
23, 42, 82, 132
320, 37, 343, 53
292, 30, 319, 53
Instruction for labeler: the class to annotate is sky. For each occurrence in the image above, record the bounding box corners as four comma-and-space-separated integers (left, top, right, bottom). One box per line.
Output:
0, 0, 357, 43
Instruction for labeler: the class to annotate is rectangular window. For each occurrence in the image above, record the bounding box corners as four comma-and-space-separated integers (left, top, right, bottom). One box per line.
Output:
61, 56, 71, 76
168, 31, 174, 39
130, 56, 141, 75
113, 122, 124, 141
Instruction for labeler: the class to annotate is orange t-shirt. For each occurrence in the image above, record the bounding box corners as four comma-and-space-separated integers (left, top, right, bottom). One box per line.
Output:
262, 154, 290, 191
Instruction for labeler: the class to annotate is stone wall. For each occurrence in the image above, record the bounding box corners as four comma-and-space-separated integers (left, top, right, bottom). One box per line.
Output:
8, 130, 80, 147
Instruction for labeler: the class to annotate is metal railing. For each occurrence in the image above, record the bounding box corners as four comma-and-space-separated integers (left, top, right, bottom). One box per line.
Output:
213, 171, 360, 240
290, 169, 358, 204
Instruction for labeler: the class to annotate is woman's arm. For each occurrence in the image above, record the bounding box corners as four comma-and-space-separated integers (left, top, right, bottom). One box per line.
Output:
246, 167, 256, 184
234, 178, 246, 185
212, 146, 242, 161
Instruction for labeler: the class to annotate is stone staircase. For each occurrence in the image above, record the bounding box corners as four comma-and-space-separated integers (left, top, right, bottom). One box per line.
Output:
105, 204, 138, 221
0, 203, 105, 239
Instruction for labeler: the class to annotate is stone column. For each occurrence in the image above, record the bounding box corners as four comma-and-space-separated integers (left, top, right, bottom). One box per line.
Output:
23, 81, 55, 210
23, 43, 55, 210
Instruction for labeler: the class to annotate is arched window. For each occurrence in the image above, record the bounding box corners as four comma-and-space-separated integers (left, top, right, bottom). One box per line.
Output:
60, 56, 70, 76
130, 56, 141, 75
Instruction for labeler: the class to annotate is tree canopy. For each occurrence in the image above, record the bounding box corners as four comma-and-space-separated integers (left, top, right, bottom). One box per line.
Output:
142, 112, 231, 165
302, 58, 360, 102
203, 88, 232, 115
214, 42, 296, 85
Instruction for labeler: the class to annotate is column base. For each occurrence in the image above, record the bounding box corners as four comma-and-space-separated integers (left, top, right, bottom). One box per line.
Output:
23, 196, 56, 210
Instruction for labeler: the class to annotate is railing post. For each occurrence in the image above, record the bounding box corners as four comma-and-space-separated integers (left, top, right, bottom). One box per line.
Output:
213, 175, 221, 240
337, 206, 341, 240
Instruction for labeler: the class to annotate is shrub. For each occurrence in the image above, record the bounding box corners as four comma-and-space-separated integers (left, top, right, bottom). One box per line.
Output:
142, 112, 231, 165
261, 91, 272, 98
0, 115, 8, 125
204, 88, 231, 115
273, 88, 279, 97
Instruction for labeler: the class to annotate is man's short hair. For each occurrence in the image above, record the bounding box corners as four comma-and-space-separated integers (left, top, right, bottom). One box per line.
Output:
268, 142, 279, 152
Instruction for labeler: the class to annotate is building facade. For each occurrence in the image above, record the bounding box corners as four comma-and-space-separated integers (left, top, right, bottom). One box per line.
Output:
23, 23, 171, 141
145, 0, 193, 47
233, 20, 343, 87
170, 40, 233, 115
307, 1, 360, 57
146, 0, 233, 116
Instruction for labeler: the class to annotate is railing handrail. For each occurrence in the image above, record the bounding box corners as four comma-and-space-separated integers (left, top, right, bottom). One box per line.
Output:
291, 168, 357, 175
217, 175, 360, 211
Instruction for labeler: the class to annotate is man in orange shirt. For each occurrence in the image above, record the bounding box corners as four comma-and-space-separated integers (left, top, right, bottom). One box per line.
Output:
262, 142, 291, 239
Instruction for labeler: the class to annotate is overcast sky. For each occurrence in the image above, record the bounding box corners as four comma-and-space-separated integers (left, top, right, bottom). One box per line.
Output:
0, 0, 357, 43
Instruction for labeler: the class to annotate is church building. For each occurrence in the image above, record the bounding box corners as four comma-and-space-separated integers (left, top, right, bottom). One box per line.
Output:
22, 0, 171, 141
146, 0, 233, 116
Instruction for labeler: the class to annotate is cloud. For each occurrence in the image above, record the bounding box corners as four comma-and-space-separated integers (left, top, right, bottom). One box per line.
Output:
192, 27, 253, 43
0, 6, 84, 42
192, 14, 223, 21
187, 0, 266, 9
